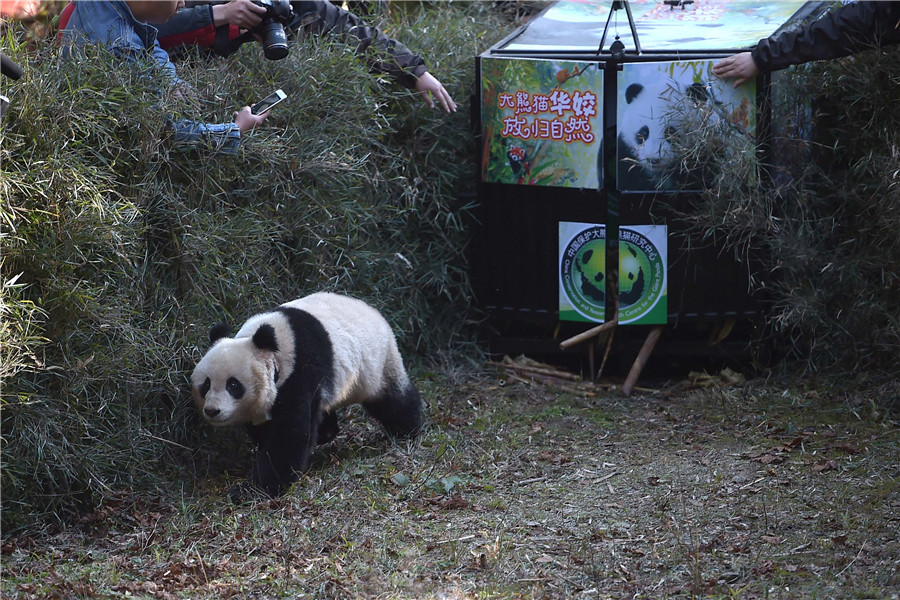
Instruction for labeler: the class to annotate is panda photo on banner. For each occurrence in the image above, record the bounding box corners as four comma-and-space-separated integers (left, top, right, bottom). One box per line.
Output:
616, 60, 756, 193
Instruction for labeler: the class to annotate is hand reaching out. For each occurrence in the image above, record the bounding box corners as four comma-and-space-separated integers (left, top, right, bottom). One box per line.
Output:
415, 71, 457, 114
233, 106, 268, 134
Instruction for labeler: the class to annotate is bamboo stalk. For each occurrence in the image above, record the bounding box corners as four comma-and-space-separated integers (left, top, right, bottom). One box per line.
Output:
597, 327, 616, 379
559, 319, 618, 350
504, 372, 599, 397
490, 357, 582, 382
622, 326, 663, 396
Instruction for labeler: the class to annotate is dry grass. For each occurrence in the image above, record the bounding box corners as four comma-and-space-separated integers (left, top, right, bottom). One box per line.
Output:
3, 370, 898, 599
1, 2, 512, 529
670, 46, 900, 376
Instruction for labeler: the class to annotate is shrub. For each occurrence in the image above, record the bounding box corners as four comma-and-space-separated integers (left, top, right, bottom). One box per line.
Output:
0, 4, 511, 531
677, 46, 900, 375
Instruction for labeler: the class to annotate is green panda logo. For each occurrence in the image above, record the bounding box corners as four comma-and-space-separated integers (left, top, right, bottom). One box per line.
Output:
618, 228, 665, 323
561, 226, 665, 323
560, 225, 607, 322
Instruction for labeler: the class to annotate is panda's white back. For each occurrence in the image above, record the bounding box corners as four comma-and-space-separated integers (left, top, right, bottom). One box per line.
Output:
285, 293, 406, 409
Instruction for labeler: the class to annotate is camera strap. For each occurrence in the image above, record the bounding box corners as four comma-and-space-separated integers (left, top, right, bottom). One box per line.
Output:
213, 25, 256, 57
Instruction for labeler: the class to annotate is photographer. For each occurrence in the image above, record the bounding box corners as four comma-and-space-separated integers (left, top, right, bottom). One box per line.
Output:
60, 0, 269, 154
155, 0, 456, 113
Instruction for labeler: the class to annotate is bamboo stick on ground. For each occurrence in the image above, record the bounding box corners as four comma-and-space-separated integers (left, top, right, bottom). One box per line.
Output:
559, 319, 618, 350
490, 356, 582, 382
622, 326, 663, 396
505, 372, 599, 397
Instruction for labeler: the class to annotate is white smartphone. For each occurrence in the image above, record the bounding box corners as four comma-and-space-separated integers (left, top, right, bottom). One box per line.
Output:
251, 89, 287, 115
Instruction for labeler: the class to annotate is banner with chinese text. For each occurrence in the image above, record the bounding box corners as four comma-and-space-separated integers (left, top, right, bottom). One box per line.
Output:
481, 57, 603, 189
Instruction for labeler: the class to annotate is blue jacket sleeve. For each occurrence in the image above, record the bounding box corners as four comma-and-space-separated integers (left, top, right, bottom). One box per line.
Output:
170, 119, 242, 154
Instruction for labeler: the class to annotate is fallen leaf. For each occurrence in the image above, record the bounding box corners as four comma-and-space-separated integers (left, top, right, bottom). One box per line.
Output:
390, 473, 410, 486
813, 459, 838, 473
753, 453, 785, 465
827, 443, 860, 454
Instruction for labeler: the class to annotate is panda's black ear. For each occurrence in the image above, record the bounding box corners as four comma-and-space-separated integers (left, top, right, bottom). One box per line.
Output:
685, 82, 709, 103
625, 83, 644, 104
252, 324, 280, 353
209, 323, 231, 345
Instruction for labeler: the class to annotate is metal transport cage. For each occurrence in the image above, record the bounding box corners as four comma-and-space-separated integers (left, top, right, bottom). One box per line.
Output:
471, 0, 824, 383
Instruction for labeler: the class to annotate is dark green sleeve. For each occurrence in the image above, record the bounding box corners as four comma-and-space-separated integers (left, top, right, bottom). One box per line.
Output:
289, 0, 427, 89
751, 1, 900, 72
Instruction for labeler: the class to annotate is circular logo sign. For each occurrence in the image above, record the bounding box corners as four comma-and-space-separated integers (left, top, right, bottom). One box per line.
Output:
560, 225, 607, 322
561, 226, 665, 324
618, 228, 666, 323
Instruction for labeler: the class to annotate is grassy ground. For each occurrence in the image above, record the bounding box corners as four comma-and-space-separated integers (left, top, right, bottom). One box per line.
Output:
3, 366, 898, 599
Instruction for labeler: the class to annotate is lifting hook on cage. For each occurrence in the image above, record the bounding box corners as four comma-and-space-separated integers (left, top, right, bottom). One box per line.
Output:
598, 0, 641, 57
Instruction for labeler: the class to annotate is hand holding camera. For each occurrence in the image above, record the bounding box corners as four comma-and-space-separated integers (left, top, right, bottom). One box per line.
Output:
250, 0, 294, 60
214, 0, 294, 60
213, 0, 267, 30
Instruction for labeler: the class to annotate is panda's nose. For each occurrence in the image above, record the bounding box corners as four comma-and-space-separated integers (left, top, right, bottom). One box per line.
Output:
204, 408, 221, 418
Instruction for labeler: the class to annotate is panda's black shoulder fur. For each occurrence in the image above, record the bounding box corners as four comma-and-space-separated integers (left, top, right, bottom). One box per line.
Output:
236, 306, 339, 498
274, 305, 333, 411
250, 306, 334, 438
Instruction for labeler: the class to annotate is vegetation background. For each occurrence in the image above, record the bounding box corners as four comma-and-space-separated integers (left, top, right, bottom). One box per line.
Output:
2, 0, 899, 541
1, 0, 521, 531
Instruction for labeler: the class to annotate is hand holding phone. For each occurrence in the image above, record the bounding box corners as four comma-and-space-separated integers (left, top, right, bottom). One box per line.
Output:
251, 89, 287, 115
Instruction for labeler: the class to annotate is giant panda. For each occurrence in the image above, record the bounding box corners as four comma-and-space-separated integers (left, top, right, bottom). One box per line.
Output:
190, 292, 423, 500
617, 79, 716, 191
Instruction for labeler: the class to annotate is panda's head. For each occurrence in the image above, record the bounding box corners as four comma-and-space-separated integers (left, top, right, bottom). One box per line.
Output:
619, 81, 711, 175
190, 322, 281, 426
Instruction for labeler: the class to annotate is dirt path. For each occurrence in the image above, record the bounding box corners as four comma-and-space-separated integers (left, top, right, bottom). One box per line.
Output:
3, 371, 899, 599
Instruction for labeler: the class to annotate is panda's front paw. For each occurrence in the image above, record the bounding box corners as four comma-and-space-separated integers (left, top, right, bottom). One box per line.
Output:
226, 481, 268, 504
316, 410, 340, 445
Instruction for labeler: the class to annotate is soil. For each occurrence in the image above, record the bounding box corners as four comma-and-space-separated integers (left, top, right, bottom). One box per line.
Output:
2, 363, 899, 599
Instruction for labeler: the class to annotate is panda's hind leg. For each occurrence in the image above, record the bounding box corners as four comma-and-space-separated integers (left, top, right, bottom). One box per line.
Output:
364, 381, 423, 438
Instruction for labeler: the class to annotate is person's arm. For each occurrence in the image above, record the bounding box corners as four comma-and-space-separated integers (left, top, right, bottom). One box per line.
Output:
157, 1, 266, 51
171, 107, 265, 154
61, 1, 266, 154
752, 1, 900, 72
290, 1, 455, 112
156, 3, 219, 51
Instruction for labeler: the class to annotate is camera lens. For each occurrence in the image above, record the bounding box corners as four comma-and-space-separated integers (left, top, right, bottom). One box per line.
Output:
260, 22, 289, 60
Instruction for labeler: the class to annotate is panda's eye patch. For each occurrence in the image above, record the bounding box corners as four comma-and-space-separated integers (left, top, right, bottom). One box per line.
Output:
636, 125, 650, 145
226, 377, 245, 399
199, 377, 210, 397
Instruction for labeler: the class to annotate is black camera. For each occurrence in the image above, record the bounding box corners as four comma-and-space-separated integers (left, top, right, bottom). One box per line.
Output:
251, 0, 294, 60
